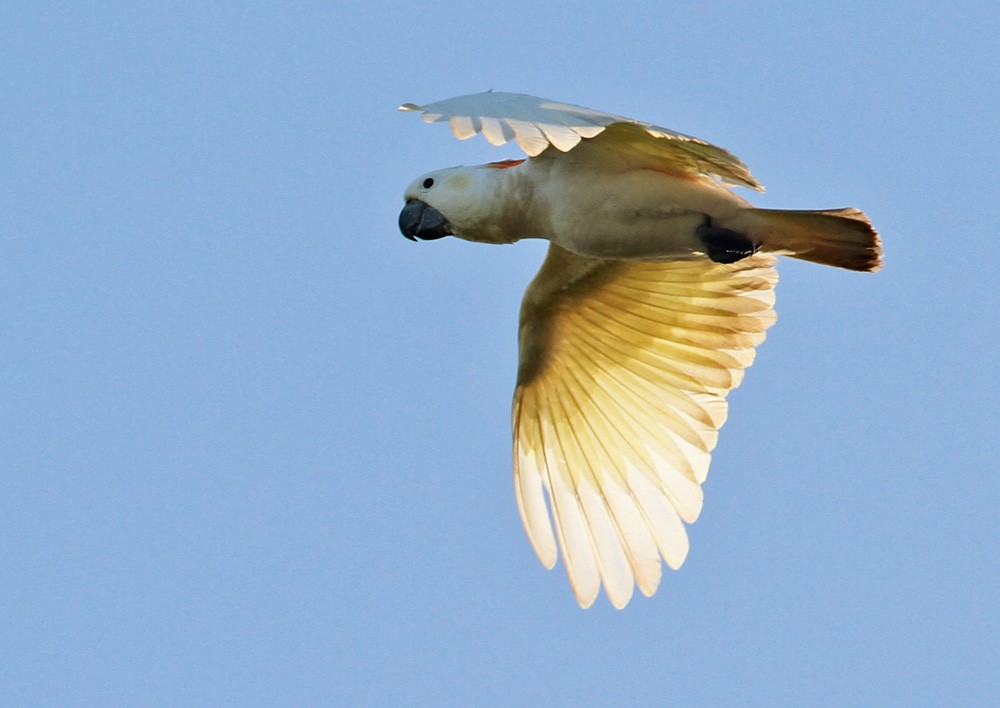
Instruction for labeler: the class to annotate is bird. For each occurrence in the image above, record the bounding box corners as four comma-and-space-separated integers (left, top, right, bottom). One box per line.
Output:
398, 91, 881, 609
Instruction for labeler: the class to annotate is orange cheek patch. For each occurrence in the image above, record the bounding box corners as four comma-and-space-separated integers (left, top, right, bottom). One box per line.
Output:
486, 159, 526, 169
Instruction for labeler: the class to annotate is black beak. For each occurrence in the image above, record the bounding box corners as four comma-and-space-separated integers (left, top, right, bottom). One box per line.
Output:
399, 199, 452, 241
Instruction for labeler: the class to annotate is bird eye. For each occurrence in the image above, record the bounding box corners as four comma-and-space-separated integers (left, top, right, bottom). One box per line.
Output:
422, 177, 434, 189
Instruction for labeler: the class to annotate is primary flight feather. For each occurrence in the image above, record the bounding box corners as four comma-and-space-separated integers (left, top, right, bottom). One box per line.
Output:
398, 91, 881, 609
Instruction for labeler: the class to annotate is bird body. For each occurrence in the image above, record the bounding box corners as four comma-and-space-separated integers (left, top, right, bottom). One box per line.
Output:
398, 92, 881, 608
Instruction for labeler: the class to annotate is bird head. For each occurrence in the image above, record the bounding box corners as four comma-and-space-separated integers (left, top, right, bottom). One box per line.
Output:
401, 164, 513, 242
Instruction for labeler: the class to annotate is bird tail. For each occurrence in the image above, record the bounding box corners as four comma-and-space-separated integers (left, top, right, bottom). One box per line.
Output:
748, 207, 882, 272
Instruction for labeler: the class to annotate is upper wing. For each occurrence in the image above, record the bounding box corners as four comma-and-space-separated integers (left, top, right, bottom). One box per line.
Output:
400, 91, 763, 190
512, 245, 778, 608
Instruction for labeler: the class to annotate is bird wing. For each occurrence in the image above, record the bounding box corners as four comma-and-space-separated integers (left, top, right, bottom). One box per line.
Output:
400, 91, 762, 190
512, 245, 778, 608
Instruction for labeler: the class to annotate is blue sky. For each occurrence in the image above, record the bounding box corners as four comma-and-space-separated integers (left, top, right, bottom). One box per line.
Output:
3, 2, 998, 705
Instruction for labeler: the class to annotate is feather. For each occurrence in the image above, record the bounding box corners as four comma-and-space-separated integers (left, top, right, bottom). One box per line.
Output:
400, 91, 763, 189
512, 245, 778, 607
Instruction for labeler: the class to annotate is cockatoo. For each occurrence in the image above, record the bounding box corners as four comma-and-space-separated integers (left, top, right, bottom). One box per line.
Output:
398, 91, 881, 609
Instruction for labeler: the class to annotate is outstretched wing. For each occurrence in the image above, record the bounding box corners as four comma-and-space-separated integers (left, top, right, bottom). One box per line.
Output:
512, 245, 777, 609
400, 91, 762, 190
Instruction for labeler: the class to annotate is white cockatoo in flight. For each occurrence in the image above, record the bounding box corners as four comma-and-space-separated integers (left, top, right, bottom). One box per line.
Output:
398, 91, 881, 609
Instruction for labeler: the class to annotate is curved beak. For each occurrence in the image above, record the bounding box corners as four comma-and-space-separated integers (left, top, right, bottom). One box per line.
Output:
399, 199, 452, 241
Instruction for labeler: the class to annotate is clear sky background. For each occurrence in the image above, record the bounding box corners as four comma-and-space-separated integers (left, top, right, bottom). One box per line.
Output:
3, 2, 998, 705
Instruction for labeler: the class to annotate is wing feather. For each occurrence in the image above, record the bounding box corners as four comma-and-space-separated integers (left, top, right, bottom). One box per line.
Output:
544, 350, 663, 606
552, 387, 635, 608
536, 385, 601, 608
562, 379, 664, 598
448, 114, 480, 140
501, 118, 550, 156
400, 91, 763, 189
570, 341, 716, 453
512, 391, 557, 568
627, 466, 690, 570
512, 245, 778, 607
564, 347, 706, 514
479, 116, 515, 146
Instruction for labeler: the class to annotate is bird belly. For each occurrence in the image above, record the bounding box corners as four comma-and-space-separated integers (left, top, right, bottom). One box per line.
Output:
558, 208, 706, 260
542, 166, 750, 261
